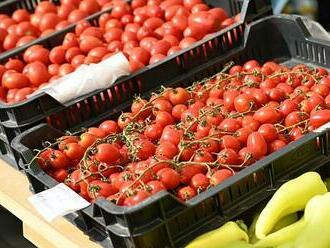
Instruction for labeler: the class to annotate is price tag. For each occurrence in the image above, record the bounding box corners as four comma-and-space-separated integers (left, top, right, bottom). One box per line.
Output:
28, 183, 90, 222
313, 122, 330, 133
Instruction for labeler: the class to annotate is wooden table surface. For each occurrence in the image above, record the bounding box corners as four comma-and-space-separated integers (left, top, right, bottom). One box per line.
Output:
0, 160, 101, 248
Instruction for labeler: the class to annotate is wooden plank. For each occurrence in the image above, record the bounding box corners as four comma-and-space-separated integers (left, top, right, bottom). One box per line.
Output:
0, 160, 100, 248
23, 223, 55, 248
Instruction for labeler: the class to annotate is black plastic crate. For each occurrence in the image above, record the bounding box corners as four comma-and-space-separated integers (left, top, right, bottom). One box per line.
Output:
0, 135, 20, 170
11, 15, 330, 248
0, 0, 272, 128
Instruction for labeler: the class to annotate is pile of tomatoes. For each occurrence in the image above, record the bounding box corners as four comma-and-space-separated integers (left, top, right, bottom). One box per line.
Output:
36, 59, 330, 206
0, 0, 107, 53
0, 0, 234, 104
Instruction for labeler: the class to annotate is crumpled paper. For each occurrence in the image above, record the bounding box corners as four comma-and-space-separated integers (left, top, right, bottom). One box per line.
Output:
29, 52, 130, 105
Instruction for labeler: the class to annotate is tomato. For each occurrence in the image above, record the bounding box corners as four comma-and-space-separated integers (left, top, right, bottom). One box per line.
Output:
88, 180, 118, 199
5, 59, 24, 72
95, 143, 120, 164
124, 190, 150, 206
155, 111, 174, 126
16, 35, 36, 47
23, 45, 49, 64
149, 54, 166, 64
242, 115, 260, 131
68, 9, 88, 23
208, 8, 228, 22
179, 37, 196, 49
268, 139, 286, 153
35, 1, 57, 14
2, 72, 30, 89
57, 3, 75, 20
71, 54, 85, 68
243, 60, 260, 71
190, 173, 209, 191
310, 110, 330, 128
234, 127, 253, 146
157, 168, 180, 189
58, 136, 79, 151
168, 87, 190, 105
49, 150, 71, 169
39, 13, 60, 31
127, 0, 143, 8
129, 47, 150, 65
52, 169, 68, 182
217, 148, 239, 165
3, 33, 20, 50
113, 3, 132, 19
147, 180, 166, 194
219, 118, 241, 132
177, 186, 196, 201
23, 61, 51, 86
253, 106, 280, 124
79, 36, 103, 53
79, 132, 97, 149
284, 111, 309, 127
144, 123, 163, 140
247, 132, 267, 159
63, 143, 85, 161
209, 169, 233, 186
98, 120, 117, 135
167, 46, 181, 55
79, 0, 101, 14
16, 22, 38, 37
87, 127, 107, 138
13, 87, 34, 102
12, 9, 30, 22
189, 11, 220, 33
234, 93, 255, 113
160, 0, 183, 10
59, 63, 74, 76
155, 141, 178, 159
258, 124, 278, 142
30, 13, 43, 27
219, 135, 241, 151
153, 99, 173, 113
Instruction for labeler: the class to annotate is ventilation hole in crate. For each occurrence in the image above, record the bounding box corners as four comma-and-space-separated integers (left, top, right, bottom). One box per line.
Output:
322, 47, 327, 65
295, 40, 300, 57
311, 44, 316, 62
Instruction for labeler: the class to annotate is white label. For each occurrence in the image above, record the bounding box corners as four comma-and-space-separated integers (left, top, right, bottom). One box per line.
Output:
313, 122, 330, 133
28, 183, 91, 222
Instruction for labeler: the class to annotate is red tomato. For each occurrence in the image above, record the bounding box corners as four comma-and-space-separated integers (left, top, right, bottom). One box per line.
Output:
12, 9, 30, 22
258, 124, 278, 142
247, 132, 267, 159
179, 37, 196, 49
5, 59, 24, 72
95, 143, 120, 164
79, 36, 103, 53
39, 13, 60, 31
2, 72, 30, 89
189, 11, 220, 33
3, 33, 20, 50
157, 168, 180, 189
35, 1, 57, 14
310, 110, 330, 128
23, 61, 51, 86
68, 9, 88, 23
49, 46, 66, 64
150, 40, 171, 55
79, 0, 101, 14
208, 8, 228, 22
209, 169, 233, 186
129, 47, 150, 65
177, 186, 196, 201
23, 45, 50, 64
